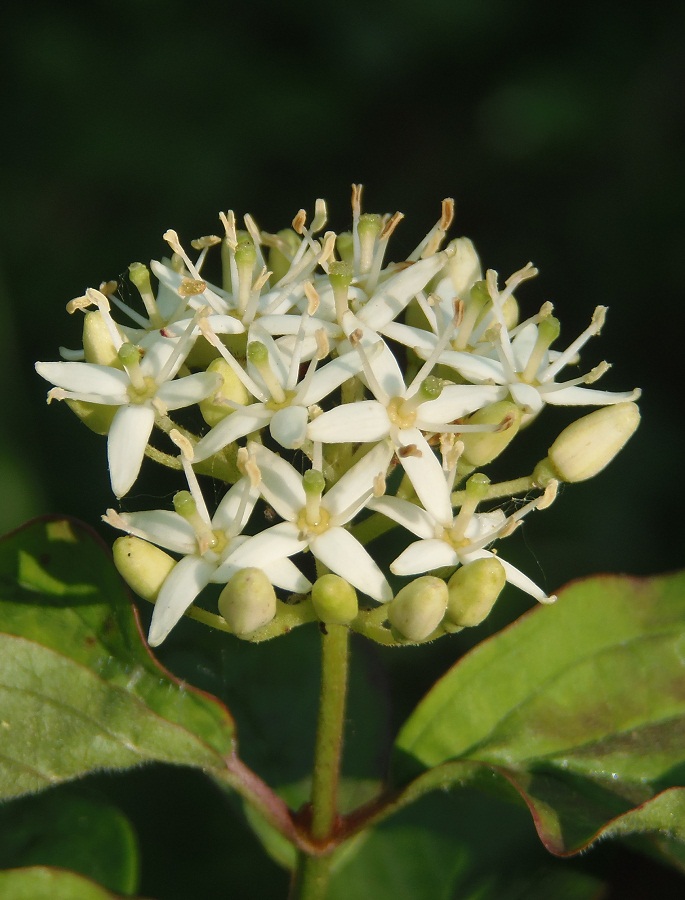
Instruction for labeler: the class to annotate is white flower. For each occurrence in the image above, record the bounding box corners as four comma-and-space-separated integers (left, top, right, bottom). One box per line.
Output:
104, 454, 310, 646
307, 312, 500, 521
192, 321, 362, 459
36, 316, 221, 498
369, 472, 558, 605
408, 266, 641, 418
227, 441, 394, 602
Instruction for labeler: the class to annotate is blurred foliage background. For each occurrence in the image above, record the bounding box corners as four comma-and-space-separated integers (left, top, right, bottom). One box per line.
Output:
2, 1, 685, 897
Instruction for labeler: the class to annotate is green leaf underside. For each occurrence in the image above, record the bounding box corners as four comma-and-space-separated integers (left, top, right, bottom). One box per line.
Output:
0, 788, 139, 894
0, 518, 235, 800
0, 867, 135, 900
392, 571, 685, 855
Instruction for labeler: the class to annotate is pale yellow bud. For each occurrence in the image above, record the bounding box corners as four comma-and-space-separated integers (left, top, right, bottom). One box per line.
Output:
388, 576, 448, 642
113, 536, 175, 601
311, 574, 358, 624
199, 358, 251, 428
443, 237, 482, 296
83, 311, 120, 366
218, 568, 277, 637
446, 557, 506, 627
538, 401, 640, 484
459, 401, 521, 468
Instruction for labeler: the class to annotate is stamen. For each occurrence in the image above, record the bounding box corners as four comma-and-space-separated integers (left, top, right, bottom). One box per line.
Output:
407, 304, 461, 395
348, 333, 391, 405
540, 306, 608, 383
243, 214, 267, 270
351, 184, 363, 278
521, 315, 560, 383
398, 444, 422, 459
409, 198, 455, 261
237, 446, 262, 489
304, 281, 320, 315
373, 471, 386, 498
450, 473, 489, 541
452, 282, 490, 351
199, 318, 266, 401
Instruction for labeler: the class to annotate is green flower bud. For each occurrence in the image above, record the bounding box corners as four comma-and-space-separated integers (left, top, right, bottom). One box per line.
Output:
113, 536, 175, 601
267, 229, 301, 284
218, 568, 277, 636
538, 401, 640, 484
199, 358, 251, 428
83, 311, 120, 366
446, 557, 506, 627
388, 576, 448, 642
459, 401, 521, 467
311, 574, 358, 624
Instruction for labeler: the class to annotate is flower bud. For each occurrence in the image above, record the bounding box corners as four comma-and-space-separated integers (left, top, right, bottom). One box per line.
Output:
443, 237, 482, 296
446, 557, 506, 628
83, 311, 120, 366
199, 358, 251, 428
312, 574, 358, 624
388, 576, 448, 642
218, 568, 277, 637
459, 401, 522, 468
112, 536, 175, 601
537, 401, 640, 484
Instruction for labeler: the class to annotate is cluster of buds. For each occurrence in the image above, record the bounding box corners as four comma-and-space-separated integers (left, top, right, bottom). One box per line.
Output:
36, 188, 641, 647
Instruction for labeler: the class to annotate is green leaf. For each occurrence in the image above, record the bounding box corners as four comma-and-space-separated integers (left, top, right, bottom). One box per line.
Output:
0, 787, 138, 895
0, 517, 235, 798
392, 571, 685, 855
327, 790, 604, 900
0, 867, 136, 900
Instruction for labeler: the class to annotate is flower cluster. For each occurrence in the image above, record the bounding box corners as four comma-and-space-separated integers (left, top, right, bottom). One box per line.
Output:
36, 188, 641, 647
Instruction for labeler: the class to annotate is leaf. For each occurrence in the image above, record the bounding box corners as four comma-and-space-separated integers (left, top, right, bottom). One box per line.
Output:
0, 516, 235, 798
327, 790, 604, 900
392, 571, 685, 855
0, 867, 136, 900
0, 787, 138, 895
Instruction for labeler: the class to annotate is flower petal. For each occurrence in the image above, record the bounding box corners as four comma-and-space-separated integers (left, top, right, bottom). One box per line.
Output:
35, 361, 129, 400
193, 405, 272, 461
367, 495, 435, 539
158, 371, 222, 410
541, 385, 642, 406
270, 405, 309, 450
311, 527, 392, 602
111, 510, 196, 554
226, 522, 308, 568
212, 477, 259, 535
108, 403, 155, 498
307, 400, 391, 443
390, 539, 458, 576
323, 440, 393, 524
148, 555, 216, 646
249, 444, 306, 520
394, 428, 453, 524
417, 384, 503, 428
362, 253, 449, 330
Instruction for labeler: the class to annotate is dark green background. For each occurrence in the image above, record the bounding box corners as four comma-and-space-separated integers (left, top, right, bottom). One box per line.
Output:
2, 1, 684, 897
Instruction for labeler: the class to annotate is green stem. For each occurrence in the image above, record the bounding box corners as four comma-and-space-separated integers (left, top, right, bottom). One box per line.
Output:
290, 623, 350, 899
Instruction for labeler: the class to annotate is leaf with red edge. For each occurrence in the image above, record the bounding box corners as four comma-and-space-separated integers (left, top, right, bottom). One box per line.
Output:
391, 570, 685, 856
